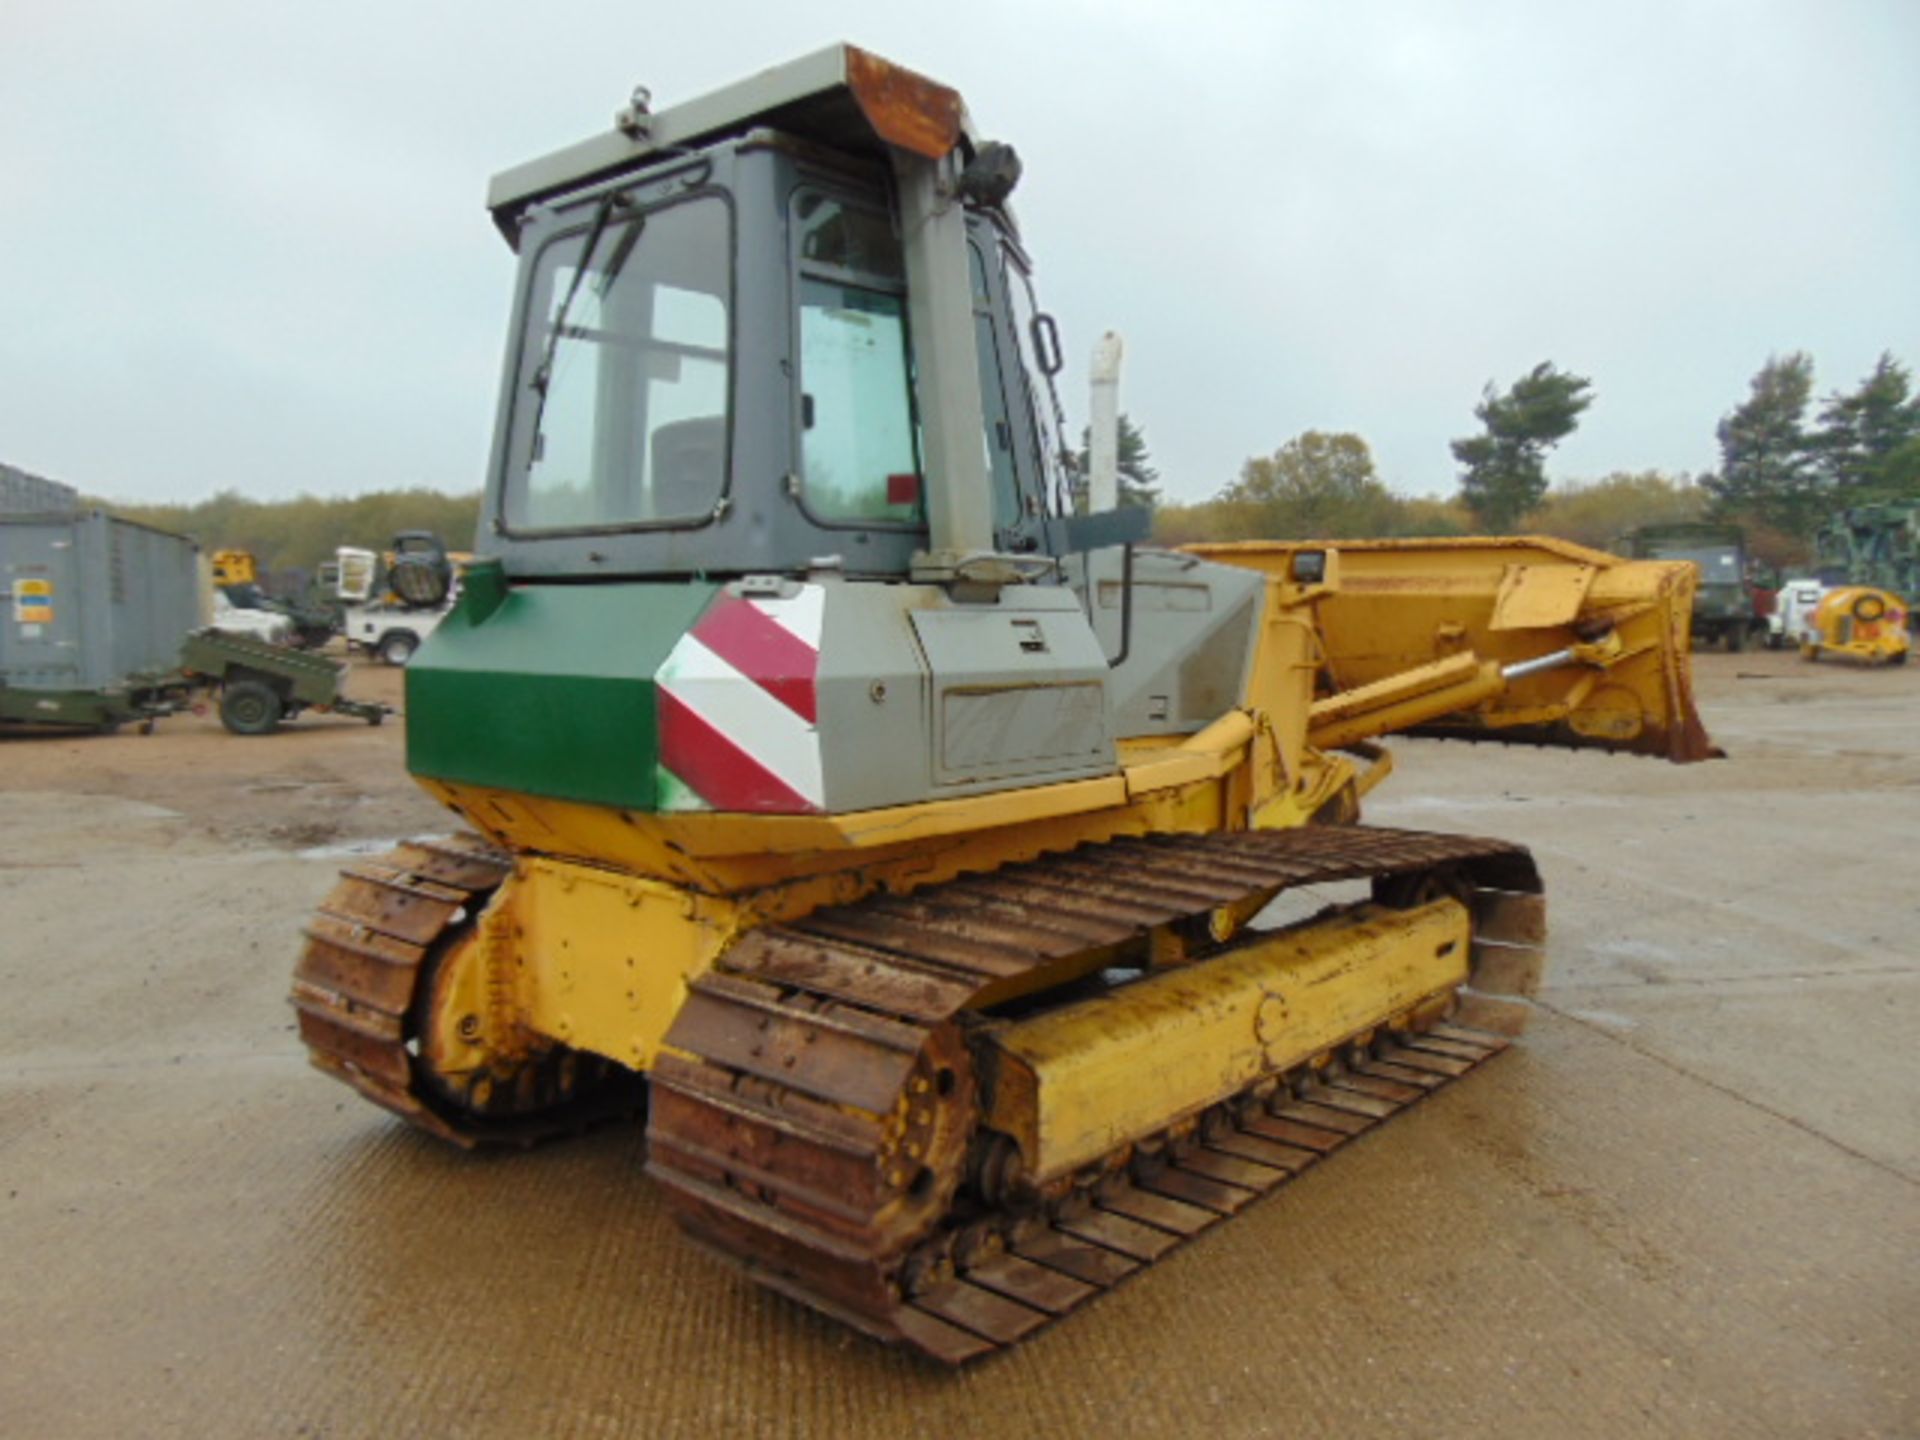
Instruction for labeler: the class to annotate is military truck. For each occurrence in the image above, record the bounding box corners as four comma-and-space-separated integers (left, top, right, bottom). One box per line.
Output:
334, 532, 460, 665
1624, 523, 1765, 650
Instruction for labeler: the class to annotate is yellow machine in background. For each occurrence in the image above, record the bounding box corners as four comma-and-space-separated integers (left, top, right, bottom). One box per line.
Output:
209, 548, 258, 588
1800, 586, 1909, 665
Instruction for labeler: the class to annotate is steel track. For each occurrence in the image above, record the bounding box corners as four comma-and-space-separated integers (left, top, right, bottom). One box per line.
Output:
290, 825, 1541, 1359
644, 824, 1543, 1362
290, 833, 640, 1147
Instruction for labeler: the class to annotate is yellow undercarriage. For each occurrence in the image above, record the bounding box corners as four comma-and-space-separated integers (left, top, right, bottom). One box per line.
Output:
415, 719, 1362, 1080
979, 897, 1469, 1184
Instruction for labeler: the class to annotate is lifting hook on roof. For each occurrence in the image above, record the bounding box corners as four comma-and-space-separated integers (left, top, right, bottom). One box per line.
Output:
614, 85, 654, 140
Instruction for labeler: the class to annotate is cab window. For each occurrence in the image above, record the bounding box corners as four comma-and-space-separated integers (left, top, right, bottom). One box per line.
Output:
970, 240, 1025, 540
792, 190, 923, 526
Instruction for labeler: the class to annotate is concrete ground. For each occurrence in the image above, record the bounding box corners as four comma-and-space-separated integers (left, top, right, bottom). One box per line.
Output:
1, 649, 1914, 1439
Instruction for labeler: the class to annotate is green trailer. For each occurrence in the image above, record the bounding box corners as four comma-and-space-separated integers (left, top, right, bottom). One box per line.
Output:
0, 673, 190, 733
177, 629, 389, 735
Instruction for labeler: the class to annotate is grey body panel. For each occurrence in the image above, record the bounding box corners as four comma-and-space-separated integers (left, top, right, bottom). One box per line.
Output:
810, 583, 1113, 814
487, 45, 945, 234
1074, 550, 1264, 738
810, 560, 1255, 808
908, 588, 1112, 787
807, 580, 1114, 810
1, 512, 202, 691
809, 578, 937, 811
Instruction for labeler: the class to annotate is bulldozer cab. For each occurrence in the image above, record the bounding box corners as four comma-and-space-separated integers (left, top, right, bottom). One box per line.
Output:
481, 45, 1065, 583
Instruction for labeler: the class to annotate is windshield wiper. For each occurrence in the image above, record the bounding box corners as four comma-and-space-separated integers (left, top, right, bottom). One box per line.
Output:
597, 213, 646, 299
529, 189, 629, 398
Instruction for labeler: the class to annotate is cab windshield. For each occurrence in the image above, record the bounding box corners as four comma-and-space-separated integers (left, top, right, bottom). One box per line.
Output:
504, 194, 731, 532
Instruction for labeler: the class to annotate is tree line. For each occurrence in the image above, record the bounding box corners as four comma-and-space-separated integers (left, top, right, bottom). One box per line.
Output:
99, 349, 1920, 582
101, 487, 482, 589
1139, 351, 1920, 568
1706, 353, 1920, 537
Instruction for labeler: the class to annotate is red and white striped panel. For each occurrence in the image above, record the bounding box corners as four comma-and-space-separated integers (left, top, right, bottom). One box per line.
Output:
655, 584, 825, 813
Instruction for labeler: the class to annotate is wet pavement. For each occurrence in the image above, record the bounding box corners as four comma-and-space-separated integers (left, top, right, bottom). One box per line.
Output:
1, 650, 1914, 1438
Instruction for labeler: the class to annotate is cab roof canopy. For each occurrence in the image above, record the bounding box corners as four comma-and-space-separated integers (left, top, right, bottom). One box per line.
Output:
487, 43, 968, 241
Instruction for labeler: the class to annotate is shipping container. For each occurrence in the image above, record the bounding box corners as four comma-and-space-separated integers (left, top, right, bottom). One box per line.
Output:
2, 510, 205, 694
0, 463, 80, 515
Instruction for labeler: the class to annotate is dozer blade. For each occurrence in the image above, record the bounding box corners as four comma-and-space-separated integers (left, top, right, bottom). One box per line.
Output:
646, 825, 1544, 1363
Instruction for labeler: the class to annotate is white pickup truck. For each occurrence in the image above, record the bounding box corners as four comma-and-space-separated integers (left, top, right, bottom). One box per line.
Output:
341, 599, 447, 666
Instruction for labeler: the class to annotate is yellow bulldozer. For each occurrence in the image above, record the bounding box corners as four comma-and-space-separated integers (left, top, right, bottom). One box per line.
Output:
291, 46, 1714, 1362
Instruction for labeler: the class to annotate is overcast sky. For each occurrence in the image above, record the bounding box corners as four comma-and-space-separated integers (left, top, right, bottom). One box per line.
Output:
4, 0, 1915, 508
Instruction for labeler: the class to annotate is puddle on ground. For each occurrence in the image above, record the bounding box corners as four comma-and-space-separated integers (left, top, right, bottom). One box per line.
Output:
297, 834, 446, 860
1372, 793, 1628, 814
1, 791, 183, 822
1566, 1008, 1639, 1031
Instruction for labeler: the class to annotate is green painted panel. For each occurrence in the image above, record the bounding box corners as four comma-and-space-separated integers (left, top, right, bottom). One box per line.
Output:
0, 686, 121, 729
406, 580, 718, 810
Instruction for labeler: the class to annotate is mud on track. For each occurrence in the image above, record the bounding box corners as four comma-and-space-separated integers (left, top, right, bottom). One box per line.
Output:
1, 650, 1914, 1438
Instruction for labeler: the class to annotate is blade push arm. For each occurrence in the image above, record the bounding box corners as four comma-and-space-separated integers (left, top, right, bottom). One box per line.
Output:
1191, 536, 1717, 764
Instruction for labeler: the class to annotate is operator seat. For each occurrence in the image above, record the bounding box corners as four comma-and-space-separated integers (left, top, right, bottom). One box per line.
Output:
648, 416, 725, 519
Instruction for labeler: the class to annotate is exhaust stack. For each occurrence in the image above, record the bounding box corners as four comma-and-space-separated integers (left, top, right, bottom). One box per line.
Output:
1087, 332, 1125, 513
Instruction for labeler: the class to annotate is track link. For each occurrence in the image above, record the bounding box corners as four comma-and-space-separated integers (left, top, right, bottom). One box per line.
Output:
291, 833, 639, 1147
292, 834, 510, 1145
892, 1021, 1508, 1362
646, 824, 1544, 1362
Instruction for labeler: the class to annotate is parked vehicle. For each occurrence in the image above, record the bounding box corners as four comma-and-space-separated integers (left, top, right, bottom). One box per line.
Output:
1816, 504, 1920, 627
209, 589, 296, 646
334, 533, 459, 665
1767, 578, 1828, 649
1624, 523, 1768, 650
177, 629, 389, 735
207, 547, 341, 648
